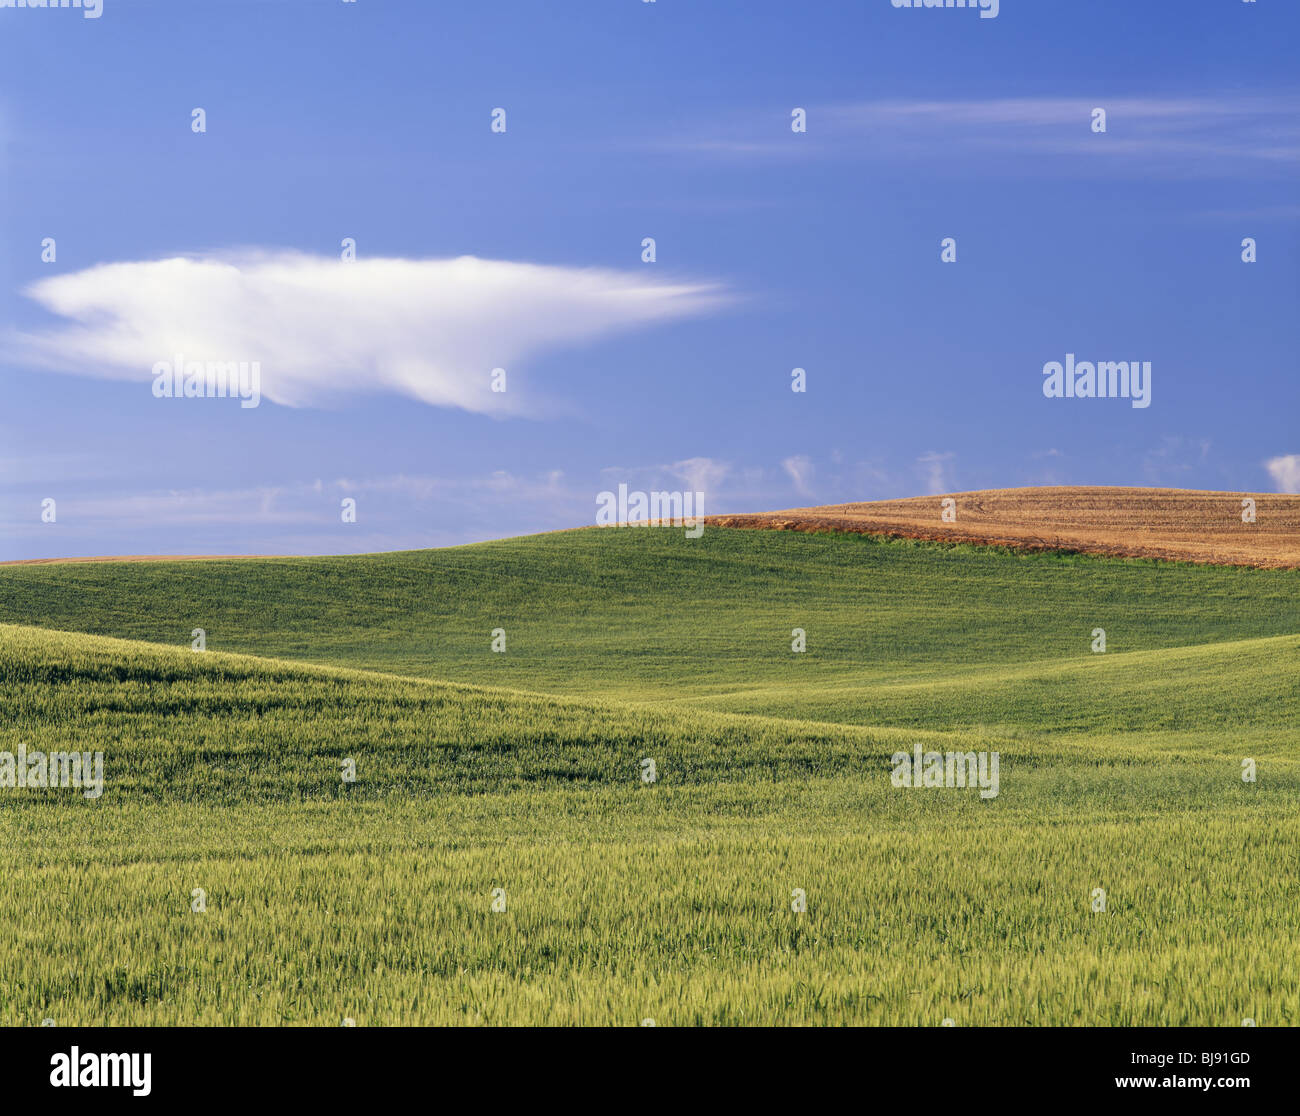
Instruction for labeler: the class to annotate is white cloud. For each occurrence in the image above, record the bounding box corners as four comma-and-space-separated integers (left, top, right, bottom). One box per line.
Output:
781, 454, 815, 497
653, 96, 1300, 173
842, 97, 1300, 167
33, 486, 311, 529
0, 469, 585, 533
916, 451, 955, 496
1265, 454, 1300, 494
666, 456, 730, 496
14, 252, 728, 413
595, 456, 734, 511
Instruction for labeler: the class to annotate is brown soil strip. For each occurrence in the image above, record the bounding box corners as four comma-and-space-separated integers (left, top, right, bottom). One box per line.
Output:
707, 486, 1300, 569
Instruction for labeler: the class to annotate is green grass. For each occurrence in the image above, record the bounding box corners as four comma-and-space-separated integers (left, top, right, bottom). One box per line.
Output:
2, 527, 1296, 712
1, 527, 1297, 1025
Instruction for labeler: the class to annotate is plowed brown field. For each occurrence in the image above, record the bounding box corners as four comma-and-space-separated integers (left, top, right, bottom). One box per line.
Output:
708, 486, 1300, 569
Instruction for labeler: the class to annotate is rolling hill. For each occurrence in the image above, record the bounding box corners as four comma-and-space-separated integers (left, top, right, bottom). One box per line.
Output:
0, 519, 1297, 722
1, 487, 1297, 1025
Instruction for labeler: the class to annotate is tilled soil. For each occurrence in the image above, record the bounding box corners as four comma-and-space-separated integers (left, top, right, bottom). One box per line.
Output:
707, 486, 1300, 569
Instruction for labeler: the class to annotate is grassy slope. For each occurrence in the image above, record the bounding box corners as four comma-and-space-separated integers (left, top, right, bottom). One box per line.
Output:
1, 526, 1297, 725
2, 527, 1298, 1024
2, 624, 1297, 1025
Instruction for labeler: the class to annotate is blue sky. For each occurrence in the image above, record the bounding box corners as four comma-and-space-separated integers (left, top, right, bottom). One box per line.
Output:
2, 0, 1297, 559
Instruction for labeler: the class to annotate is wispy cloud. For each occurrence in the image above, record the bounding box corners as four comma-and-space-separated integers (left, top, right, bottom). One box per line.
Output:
667, 456, 730, 496
1264, 454, 1300, 494
782, 454, 815, 498
597, 456, 738, 509
649, 95, 1300, 176
13, 252, 730, 413
2, 470, 576, 523
916, 451, 955, 496
836, 96, 1300, 165
1142, 436, 1212, 484
2, 486, 312, 532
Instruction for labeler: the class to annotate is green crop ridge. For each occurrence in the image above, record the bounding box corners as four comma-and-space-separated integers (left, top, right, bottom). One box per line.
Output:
2, 527, 1297, 1025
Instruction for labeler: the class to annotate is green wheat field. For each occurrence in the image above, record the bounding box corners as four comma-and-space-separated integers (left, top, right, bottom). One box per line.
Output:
1, 527, 1297, 1025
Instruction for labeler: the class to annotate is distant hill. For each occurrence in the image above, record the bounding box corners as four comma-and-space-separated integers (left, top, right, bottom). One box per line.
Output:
0, 516, 1296, 725
709, 486, 1300, 568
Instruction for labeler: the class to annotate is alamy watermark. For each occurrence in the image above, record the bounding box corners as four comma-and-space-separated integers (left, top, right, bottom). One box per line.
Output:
891, 0, 999, 19
891, 746, 1000, 799
152, 355, 261, 408
1042, 354, 1151, 409
50, 1048, 150, 1096
0, 746, 104, 798
596, 483, 705, 538
0, 0, 102, 17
